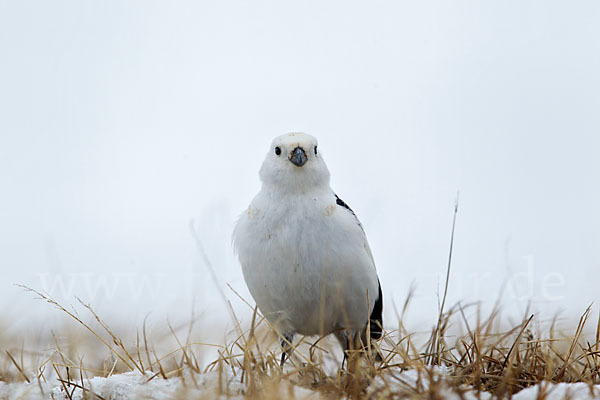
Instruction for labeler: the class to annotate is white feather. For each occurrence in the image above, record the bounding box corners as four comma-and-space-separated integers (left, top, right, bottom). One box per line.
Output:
233, 132, 379, 338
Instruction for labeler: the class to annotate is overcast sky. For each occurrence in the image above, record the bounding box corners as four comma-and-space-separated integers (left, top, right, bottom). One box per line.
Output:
1, 1, 599, 334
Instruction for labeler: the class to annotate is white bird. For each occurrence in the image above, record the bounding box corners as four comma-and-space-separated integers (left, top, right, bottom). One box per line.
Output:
233, 132, 382, 365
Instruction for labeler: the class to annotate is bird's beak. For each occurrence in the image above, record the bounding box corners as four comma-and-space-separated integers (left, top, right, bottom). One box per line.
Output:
289, 146, 307, 167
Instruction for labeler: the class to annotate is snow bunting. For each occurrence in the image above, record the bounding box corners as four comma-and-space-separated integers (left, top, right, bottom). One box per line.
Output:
233, 132, 382, 365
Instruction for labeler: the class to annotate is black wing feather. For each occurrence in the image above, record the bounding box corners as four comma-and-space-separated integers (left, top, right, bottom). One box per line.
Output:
335, 194, 355, 214
369, 280, 383, 339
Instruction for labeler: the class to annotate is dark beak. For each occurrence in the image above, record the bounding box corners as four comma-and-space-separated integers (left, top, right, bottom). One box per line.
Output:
289, 146, 307, 167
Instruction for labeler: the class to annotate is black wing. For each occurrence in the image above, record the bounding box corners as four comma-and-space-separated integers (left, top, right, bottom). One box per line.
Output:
369, 280, 383, 340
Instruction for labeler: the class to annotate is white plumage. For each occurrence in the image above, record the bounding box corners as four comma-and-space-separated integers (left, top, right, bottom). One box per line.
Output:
233, 132, 382, 363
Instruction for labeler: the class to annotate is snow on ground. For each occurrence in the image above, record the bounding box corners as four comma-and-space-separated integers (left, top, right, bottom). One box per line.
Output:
0, 370, 234, 400
368, 367, 600, 399
0, 369, 320, 400
1, 369, 600, 399
511, 382, 600, 400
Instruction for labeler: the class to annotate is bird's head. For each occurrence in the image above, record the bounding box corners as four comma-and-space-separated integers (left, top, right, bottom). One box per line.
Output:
259, 132, 330, 192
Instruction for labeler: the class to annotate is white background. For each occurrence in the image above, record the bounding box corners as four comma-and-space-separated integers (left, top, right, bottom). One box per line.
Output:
1, 1, 598, 335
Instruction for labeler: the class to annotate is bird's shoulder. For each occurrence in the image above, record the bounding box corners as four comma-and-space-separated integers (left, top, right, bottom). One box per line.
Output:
331, 192, 365, 231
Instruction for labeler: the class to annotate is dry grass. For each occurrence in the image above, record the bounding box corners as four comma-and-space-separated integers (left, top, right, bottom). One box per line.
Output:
3, 209, 599, 398
2, 285, 600, 399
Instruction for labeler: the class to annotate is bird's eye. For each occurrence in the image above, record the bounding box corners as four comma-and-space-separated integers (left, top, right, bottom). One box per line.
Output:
275, 146, 281, 156
314, 146, 318, 155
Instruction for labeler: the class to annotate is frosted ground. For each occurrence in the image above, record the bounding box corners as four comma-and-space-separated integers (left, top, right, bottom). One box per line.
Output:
3, 368, 600, 400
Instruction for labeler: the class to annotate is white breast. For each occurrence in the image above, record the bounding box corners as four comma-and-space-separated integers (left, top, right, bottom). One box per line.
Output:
233, 189, 379, 336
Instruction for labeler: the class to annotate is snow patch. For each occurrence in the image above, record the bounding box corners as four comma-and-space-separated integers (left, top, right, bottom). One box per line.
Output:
2, 369, 600, 399
512, 382, 600, 400
0, 369, 320, 400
